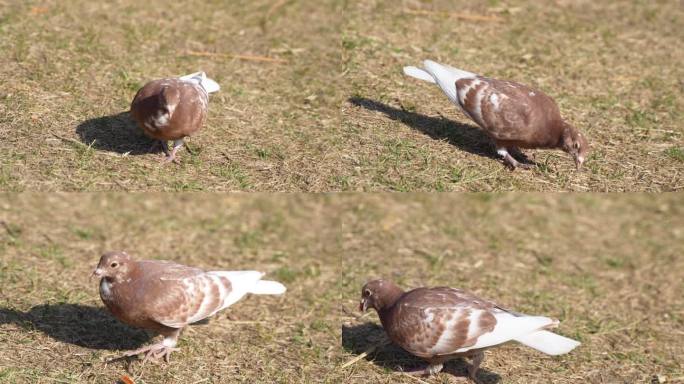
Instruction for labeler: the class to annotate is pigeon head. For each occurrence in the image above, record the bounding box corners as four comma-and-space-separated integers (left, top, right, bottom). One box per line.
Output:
93, 251, 134, 282
156, 85, 181, 122
561, 123, 590, 170
360, 279, 405, 312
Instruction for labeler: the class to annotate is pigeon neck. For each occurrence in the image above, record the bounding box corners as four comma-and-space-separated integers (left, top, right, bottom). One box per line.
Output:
376, 286, 405, 313
559, 121, 575, 150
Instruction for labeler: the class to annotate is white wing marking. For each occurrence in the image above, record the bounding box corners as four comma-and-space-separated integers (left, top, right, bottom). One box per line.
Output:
455, 312, 555, 353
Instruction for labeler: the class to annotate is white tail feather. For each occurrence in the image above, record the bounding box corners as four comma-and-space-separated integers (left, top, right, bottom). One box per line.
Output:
423, 60, 476, 81
179, 71, 220, 93
459, 314, 555, 352
403, 66, 436, 83
514, 330, 581, 355
207, 270, 285, 309
420, 60, 476, 104
249, 280, 286, 295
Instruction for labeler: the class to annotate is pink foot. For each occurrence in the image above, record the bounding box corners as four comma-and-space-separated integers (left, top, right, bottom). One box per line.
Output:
111, 342, 180, 364
159, 140, 182, 164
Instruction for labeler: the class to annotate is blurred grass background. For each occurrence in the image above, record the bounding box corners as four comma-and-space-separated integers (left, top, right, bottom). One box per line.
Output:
341, 0, 683, 191
339, 194, 683, 383
0, 194, 340, 383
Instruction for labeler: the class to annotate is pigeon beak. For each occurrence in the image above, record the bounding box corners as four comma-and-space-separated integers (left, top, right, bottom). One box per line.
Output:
91, 268, 103, 280
575, 156, 584, 171
359, 298, 368, 312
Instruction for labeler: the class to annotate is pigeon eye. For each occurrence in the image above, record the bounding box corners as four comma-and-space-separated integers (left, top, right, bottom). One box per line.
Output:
574, 142, 581, 150
110, 262, 119, 268
363, 289, 371, 297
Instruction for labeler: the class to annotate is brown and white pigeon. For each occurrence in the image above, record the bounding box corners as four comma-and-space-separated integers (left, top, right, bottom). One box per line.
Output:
403, 60, 589, 170
92, 251, 286, 363
360, 279, 580, 382
130, 71, 220, 163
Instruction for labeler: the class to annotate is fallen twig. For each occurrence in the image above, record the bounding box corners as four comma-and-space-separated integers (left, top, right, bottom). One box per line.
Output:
228, 320, 270, 325
340, 344, 378, 369
266, 0, 289, 20
592, 317, 645, 336
403, 8, 502, 22
50, 132, 90, 149
184, 51, 287, 64
400, 373, 431, 384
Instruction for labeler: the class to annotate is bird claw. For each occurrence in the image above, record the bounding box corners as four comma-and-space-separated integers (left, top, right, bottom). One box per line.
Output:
143, 346, 180, 364
400, 367, 431, 376
400, 363, 443, 376
114, 343, 180, 364
503, 161, 517, 170
159, 143, 182, 164
161, 154, 180, 164
503, 156, 534, 170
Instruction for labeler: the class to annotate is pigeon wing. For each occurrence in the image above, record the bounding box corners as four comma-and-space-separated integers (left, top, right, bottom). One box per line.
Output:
388, 286, 578, 357
458, 77, 565, 143
131, 261, 225, 329
387, 287, 498, 358
143, 272, 234, 329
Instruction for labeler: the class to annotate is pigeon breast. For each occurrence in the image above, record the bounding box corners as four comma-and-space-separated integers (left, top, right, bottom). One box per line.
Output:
130, 78, 208, 141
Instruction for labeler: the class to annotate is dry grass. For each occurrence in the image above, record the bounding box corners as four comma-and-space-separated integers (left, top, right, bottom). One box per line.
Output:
1, 1, 681, 191
341, 0, 684, 191
0, 195, 341, 383
0, 195, 682, 383
338, 194, 683, 383
0, 1, 343, 191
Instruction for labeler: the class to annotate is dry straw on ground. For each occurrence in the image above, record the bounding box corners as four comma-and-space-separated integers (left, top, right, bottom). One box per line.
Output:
0, 195, 341, 383
341, 0, 683, 191
0, 195, 682, 382
338, 194, 683, 383
0, 1, 343, 191
1, 1, 681, 191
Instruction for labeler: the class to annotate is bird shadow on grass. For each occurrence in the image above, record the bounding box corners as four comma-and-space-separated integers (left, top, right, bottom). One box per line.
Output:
342, 322, 501, 383
75, 112, 159, 155
0, 303, 151, 350
347, 97, 498, 160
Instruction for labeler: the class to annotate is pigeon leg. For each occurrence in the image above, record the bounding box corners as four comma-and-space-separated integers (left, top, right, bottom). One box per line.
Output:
162, 139, 184, 164
160, 140, 170, 156
508, 146, 535, 168
402, 362, 443, 376
147, 140, 162, 154
497, 147, 531, 170
468, 351, 484, 384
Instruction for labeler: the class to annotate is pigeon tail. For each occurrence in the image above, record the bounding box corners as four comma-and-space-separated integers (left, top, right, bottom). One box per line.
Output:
179, 71, 220, 93
514, 330, 581, 355
249, 280, 287, 295
420, 60, 476, 104
207, 271, 285, 309
403, 66, 436, 83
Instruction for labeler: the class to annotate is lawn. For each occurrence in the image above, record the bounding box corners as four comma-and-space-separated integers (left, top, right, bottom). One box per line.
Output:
2, 1, 681, 192
0, 1, 343, 191
338, 194, 683, 383
341, 0, 683, 191
0, 194, 341, 383
0, 194, 682, 383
